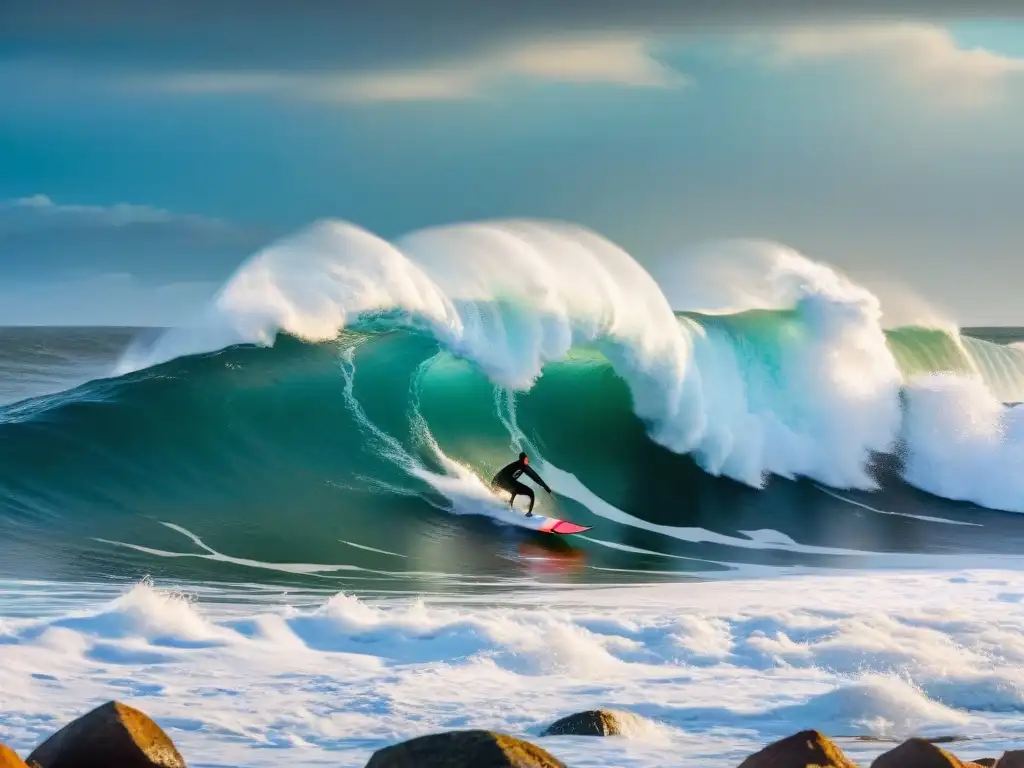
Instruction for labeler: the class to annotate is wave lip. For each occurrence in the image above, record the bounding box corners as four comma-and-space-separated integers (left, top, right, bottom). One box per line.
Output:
118, 219, 690, 393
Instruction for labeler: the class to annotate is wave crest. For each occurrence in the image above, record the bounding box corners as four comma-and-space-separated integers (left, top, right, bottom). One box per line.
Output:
116, 220, 921, 491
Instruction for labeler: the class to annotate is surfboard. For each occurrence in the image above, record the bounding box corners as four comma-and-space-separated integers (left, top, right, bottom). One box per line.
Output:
517, 512, 592, 535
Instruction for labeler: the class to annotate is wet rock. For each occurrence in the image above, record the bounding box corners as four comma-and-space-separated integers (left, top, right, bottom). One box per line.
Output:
364, 729, 566, 768
738, 730, 858, 767
27, 701, 185, 768
995, 752, 1024, 767
0, 745, 31, 768
872, 737, 975, 767
541, 709, 640, 737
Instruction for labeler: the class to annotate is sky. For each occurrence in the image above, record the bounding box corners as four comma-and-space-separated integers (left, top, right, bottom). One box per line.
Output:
2, 2, 1023, 325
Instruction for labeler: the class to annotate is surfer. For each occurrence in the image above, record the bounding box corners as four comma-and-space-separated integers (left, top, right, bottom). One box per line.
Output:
491, 451, 552, 516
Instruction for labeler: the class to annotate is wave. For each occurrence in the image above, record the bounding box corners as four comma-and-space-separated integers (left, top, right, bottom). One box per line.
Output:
2, 219, 1024, 581
116, 219, 1024, 487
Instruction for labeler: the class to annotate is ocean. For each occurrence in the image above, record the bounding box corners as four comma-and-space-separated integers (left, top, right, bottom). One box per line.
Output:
2, 220, 1024, 766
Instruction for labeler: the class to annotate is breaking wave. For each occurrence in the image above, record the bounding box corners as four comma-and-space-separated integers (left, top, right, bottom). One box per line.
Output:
2, 219, 1024, 583
117, 220, 1024, 494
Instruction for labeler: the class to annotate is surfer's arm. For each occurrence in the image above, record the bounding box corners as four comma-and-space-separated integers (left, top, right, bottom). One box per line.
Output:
524, 465, 551, 493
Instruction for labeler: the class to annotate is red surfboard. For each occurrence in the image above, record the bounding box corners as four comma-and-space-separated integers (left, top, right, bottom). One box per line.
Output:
520, 513, 592, 535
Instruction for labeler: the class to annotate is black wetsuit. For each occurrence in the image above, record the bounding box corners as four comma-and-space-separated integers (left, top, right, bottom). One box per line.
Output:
491, 458, 551, 515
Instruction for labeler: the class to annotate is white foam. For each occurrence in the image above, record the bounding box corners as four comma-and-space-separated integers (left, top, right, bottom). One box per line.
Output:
339, 541, 408, 559
94, 523, 537, 588
4, 571, 1024, 766
901, 375, 1024, 513
814, 484, 980, 526
541, 461, 870, 556
768, 676, 972, 740
95, 522, 369, 576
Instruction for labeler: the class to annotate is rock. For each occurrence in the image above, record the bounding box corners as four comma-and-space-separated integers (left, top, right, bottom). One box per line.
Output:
987, 753, 1024, 765
364, 729, 566, 768
872, 738, 975, 767
0, 745, 31, 768
970, 760, 997, 767
541, 709, 640, 737
738, 730, 858, 767
27, 701, 185, 768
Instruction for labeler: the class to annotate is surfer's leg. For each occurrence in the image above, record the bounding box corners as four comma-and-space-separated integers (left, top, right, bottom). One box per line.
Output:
508, 480, 534, 514
521, 485, 536, 515
493, 478, 516, 508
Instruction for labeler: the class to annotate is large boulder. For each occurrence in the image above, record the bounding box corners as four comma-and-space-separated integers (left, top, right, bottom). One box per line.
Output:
994, 752, 1024, 767
541, 709, 641, 737
27, 701, 185, 768
364, 729, 566, 768
872, 738, 980, 767
738, 730, 859, 767
969, 760, 997, 767
0, 745, 31, 768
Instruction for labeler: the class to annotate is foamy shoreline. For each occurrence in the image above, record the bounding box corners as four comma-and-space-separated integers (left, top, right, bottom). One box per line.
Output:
4, 571, 1024, 766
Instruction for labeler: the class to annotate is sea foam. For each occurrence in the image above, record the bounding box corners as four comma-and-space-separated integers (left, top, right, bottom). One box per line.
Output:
4, 571, 1024, 766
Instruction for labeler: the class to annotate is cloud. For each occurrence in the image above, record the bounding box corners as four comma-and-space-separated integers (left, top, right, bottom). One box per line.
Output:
0, 194, 264, 285
3, 4, 1022, 107
0, 273, 218, 326
7, 2, 1020, 99
502, 37, 684, 87
752, 23, 1024, 106
1, 194, 234, 231
132, 36, 684, 102
147, 24, 1024, 106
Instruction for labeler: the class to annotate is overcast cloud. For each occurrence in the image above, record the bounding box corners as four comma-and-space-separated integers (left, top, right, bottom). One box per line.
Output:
6, 1, 1024, 75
